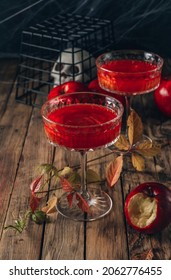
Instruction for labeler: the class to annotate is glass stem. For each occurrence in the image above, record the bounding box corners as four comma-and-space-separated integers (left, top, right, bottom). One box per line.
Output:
125, 95, 132, 136
125, 95, 132, 120
80, 151, 90, 200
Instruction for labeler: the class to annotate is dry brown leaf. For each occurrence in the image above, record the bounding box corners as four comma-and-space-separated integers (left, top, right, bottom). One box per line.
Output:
145, 249, 154, 260
132, 249, 154, 260
114, 134, 130, 151
42, 195, 57, 215
127, 110, 143, 145
136, 140, 161, 157
131, 153, 145, 171
106, 155, 123, 187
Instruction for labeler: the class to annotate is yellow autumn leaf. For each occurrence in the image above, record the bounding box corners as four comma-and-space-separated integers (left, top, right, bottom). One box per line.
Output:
114, 134, 130, 151
106, 155, 123, 187
127, 110, 143, 145
42, 195, 57, 215
136, 140, 161, 157
131, 153, 145, 171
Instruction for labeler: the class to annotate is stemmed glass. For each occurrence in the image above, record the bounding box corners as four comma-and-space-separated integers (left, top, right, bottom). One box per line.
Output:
41, 92, 124, 221
96, 50, 163, 142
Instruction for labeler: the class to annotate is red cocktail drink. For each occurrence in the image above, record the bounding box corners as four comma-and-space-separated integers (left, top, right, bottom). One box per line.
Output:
44, 93, 121, 150
96, 50, 163, 96
41, 92, 123, 221
96, 50, 164, 151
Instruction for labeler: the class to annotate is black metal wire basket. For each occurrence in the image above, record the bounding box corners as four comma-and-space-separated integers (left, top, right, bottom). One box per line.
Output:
15, 13, 115, 107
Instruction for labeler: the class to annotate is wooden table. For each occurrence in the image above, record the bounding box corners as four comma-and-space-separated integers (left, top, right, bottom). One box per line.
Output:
0, 58, 171, 260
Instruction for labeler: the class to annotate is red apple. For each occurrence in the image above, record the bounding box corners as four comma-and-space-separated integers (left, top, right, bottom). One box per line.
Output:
124, 182, 171, 234
88, 79, 125, 106
48, 81, 88, 100
154, 77, 171, 117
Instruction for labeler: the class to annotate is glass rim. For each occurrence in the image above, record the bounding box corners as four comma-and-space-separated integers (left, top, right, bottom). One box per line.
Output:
41, 92, 124, 129
96, 49, 164, 75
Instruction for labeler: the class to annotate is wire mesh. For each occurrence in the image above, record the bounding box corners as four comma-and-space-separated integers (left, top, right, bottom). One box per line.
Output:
15, 13, 115, 107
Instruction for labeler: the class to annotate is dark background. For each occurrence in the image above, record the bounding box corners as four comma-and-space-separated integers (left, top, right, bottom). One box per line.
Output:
0, 0, 171, 58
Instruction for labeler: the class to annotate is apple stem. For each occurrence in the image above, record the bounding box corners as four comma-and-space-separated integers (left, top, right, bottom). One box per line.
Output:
145, 185, 155, 197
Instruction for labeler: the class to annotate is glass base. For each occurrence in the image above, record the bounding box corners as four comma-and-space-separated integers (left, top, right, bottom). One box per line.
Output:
56, 189, 112, 221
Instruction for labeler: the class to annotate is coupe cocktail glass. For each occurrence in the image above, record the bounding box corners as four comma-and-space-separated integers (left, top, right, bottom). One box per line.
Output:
96, 50, 163, 141
41, 92, 123, 221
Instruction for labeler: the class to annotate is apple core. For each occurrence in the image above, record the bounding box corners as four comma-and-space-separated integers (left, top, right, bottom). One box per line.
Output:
127, 193, 157, 228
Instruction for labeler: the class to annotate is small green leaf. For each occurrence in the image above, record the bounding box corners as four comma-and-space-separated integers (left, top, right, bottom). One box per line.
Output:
86, 169, 101, 183
31, 210, 47, 224
68, 171, 81, 185
38, 163, 58, 176
4, 212, 31, 233
59, 166, 73, 177
4, 225, 23, 233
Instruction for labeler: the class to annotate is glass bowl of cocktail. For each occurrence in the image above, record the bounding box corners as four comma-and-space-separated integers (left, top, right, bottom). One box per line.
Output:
96, 50, 163, 143
41, 92, 124, 221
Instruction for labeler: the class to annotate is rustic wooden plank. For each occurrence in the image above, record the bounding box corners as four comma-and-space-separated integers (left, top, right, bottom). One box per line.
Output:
42, 211, 85, 260
122, 96, 171, 260
0, 102, 53, 259
0, 57, 171, 260
0, 58, 19, 119
0, 89, 32, 239
155, 120, 171, 180
85, 190, 128, 259
0, 59, 55, 260
148, 118, 171, 260
42, 148, 85, 260
86, 149, 128, 259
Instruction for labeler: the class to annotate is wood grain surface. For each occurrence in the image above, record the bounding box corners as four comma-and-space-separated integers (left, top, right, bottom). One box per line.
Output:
0, 59, 171, 260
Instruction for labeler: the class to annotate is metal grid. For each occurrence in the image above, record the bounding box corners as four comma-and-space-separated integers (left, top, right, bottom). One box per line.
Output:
15, 13, 115, 107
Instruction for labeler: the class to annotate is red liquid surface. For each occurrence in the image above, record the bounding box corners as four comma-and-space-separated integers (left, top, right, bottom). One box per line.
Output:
98, 59, 161, 95
44, 104, 121, 150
